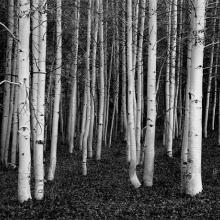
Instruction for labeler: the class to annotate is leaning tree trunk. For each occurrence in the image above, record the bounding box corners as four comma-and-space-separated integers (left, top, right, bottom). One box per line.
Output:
48, 0, 62, 181
186, 0, 206, 196
143, 0, 157, 187
18, 0, 32, 203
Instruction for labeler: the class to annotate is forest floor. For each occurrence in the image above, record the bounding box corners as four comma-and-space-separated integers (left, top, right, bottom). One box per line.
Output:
1, 130, 220, 219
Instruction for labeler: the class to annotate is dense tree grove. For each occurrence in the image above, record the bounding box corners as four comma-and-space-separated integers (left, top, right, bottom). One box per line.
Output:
0, 0, 219, 208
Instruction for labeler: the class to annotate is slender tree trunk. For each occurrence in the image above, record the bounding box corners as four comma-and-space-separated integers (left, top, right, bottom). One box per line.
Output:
186, 0, 205, 196
1, 0, 14, 164
136, 0, 146, 165
127, 0, 141, 188
88, 0, 99, 158
18, 0, 32, 203
211, 18, 220, 131
167, 0, 177, 157
31, 0, 40, 152
181, 6, 193, 194
34, 0, 47, 200
96, 0, 105, 160
82, 0, 92, 174
48, 0, 62, 181
143, 0, 157, 187
164, 2, 171, 148
203, 0, 218, 138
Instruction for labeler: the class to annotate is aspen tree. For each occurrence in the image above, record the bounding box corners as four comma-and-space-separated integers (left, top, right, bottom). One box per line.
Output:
167, 0, 177, 157
164, 2, 171, 148
127, 0, 141, 188
136, 0, 146, 164
105, 42, 114, 147
68, 0, 80, 153
96, 0, 105, 160
143, 0, 157, 187
34, 0, 47, 200
4, 0, 15, 166
82, 0, 92, 174
186, 0, 206, 196
203, 0, 218, 138
88, 0, 99, 158
18, 0, 32, 203
1, 0, 14, 164
11, 9, 19, 166
181, 5, 193, 193
122, 0, 128, 138
48, 0, 62, 181
212, 23, 220, 130
31, 0, 40, 151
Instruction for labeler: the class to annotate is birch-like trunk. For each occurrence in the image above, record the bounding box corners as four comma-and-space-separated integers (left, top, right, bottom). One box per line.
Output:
82, 0, 92, 174
68, 0, 80, 153
34, 0, 47, 200
136, 0, 146, 165
203, 0, 218, 137
167, 0, 177, 157
18, 0, 32, 203
96, 0, 105, 160
143, 0, 157, 187
164, 2, 171, 148
181, 6, 193, 194
47, 0, 62, 181
127, 0, 141, 188
88, 0, 99, 158
186, 0, 205, 196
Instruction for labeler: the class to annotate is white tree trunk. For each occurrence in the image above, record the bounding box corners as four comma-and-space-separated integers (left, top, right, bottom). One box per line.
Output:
186, 0, 206, 196
96, 0, 105, 160
164, 2, 171, 148
88, 0, 99, 158
31, 0, 40, 151
18, 0, 32, 203
143, 0, 157, 187
136, 0, 146, 165
127, 0, 141, 188
48, 0, 62, 181
167, 0, 177, 157
34, 0, 47, 200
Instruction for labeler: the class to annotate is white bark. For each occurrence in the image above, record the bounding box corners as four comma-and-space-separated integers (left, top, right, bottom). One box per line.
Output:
136, 0, 146, 165
167, 0, 177, 157
34, 0, 47, 200
143, 0, 157, 187
186, 0, 205, 196
88, 0, 99, 158
18, 0, 32, 203
31, 0, 40, 150
127, 0, 141, 188
165, 2, 171, 148
96, 0, 105, 160
48, 0, 62, 181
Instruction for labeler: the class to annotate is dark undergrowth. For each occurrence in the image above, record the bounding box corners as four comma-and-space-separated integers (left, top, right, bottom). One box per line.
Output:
1, 132, 220, 219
